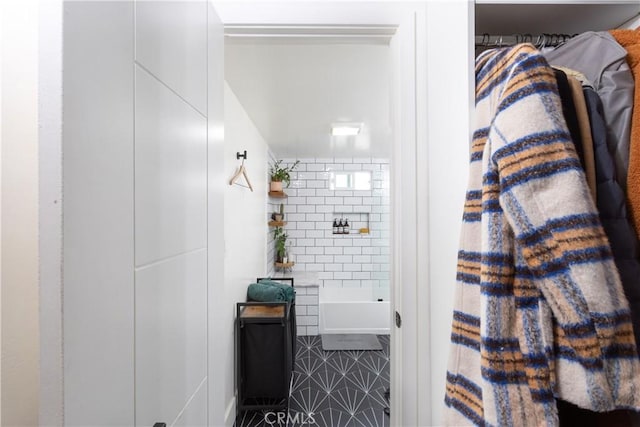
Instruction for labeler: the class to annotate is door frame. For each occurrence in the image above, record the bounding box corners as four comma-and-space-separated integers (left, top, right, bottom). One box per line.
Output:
214, 2, 432, 425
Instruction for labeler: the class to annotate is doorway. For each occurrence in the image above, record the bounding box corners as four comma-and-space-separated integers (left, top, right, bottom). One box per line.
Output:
225, 31, 393, 425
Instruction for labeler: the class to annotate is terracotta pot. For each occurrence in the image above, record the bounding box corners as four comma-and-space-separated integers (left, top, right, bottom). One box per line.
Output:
274, 214, 284, 222
270, 181, 283, 192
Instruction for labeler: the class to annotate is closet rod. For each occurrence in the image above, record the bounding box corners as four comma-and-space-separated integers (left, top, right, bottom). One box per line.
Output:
475, 33, 576, 48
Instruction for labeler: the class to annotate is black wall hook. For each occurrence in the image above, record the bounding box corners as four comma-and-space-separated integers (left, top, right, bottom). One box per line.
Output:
236, 150, 247, 160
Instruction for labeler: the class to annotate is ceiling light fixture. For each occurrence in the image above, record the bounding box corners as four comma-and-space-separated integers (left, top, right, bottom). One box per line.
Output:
331, 123, 362, 136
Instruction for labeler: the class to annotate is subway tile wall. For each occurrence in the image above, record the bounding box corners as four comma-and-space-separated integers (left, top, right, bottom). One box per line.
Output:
268, 157, 390, 298
295, 286, 319, 336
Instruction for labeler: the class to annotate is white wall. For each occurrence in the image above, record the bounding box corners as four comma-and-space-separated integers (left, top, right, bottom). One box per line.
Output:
38, 0, 63, 423
221, 82, 269, 424
1, 0, 40, 424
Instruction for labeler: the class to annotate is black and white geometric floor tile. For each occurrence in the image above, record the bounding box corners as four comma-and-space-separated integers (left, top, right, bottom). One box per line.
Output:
235, 335, 390, 427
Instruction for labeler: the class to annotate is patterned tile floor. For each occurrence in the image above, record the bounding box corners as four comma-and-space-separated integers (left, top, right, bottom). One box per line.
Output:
235, 335, 391, 427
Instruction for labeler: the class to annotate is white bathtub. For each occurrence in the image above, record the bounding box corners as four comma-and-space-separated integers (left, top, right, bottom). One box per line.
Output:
319, 287, 391, 335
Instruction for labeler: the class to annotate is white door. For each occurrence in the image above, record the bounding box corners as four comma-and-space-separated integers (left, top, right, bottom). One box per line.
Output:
60, 1, 225, 425
134, 1, 223, 426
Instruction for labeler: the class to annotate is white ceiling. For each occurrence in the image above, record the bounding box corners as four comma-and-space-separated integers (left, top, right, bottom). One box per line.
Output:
224, 39, 392, 158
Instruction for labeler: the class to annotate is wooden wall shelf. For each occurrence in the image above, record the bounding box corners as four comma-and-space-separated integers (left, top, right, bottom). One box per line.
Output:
268, 191, 288, 198
268, 220, 287, 227
275, 262, 294, 269
274, 262, 295, 271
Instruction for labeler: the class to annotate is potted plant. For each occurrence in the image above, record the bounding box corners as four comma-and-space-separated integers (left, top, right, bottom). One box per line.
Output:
269, 159, 300, 192
274, 226, 288, 263
273, 203, 285, 222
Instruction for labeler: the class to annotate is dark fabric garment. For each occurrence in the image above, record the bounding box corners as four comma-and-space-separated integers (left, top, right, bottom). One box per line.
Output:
557, 400, 597, 427
557, 87, 640, 427
554, 68, 585, 167
584, 87, 640, 350
557, 399, 632, 427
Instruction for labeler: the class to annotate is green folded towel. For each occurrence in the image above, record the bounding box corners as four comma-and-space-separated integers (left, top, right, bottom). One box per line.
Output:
257, 279, 295, 302
247, 283, 287, 302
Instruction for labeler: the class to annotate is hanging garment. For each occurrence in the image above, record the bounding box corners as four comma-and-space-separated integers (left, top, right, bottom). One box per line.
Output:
556, 87, 640, 427
583, 87, 640, 355
553, 65, 597, 199
553, 69, 585, 168
609, 29, 640, 241
566, 75, 597, 202
557, 398, 632, 427
544, 32, 634, 191
444, 43, 640, 427
554, 66, 590, 87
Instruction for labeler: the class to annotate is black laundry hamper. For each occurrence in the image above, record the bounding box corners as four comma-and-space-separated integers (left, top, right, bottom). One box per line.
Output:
256, 277, 297, 364
235, 277, 296, 415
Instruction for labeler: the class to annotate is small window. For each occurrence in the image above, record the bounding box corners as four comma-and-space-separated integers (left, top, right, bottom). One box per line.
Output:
330, 171, 372, 190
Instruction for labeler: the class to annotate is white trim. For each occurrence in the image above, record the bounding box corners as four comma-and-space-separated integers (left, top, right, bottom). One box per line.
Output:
225, 24, 397, 34
207, 2, 227, 426
424, 1, 474, 424
416, 6, 431, 424
225, 24, 395, 44
389, 22, 404, 427
388, 8, 426, 424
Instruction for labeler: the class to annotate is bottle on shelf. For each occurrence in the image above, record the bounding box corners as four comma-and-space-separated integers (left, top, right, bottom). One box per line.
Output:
344, 218, 350, 234
333, 218, 338, 234
285, 242, 293, 264
338, 218, 344, 234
